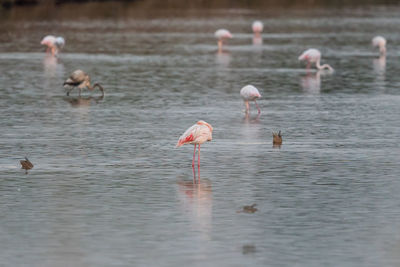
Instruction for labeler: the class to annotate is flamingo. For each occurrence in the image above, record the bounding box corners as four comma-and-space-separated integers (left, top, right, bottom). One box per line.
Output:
298, 48, 333, 71
372, 36, 386, 55
63, 70, 105, 96
252, 21, 263, 36
240, 85, 261, 114
176, 121, 213, 169
215, 29, 233, 53
41, 35, 65, 56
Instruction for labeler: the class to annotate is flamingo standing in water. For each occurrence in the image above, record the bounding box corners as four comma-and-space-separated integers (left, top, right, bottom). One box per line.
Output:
63, 70, 105, 96
372, 36, 386, 55
298, 48, 333, 71
215, 29, 233, 53
252, 21, 263, 36
240, 85, 262, 114
41, 35, 65, 56
176, 121, 213, 169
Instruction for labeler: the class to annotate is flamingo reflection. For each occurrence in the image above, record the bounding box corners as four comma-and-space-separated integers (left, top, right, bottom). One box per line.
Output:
373, 54, 386, 74
64, 95, 104, 108
300, 70, 321, 94
177, 179, 212, 238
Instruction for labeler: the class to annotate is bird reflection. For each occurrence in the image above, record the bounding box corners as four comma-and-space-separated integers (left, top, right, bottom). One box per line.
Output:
252, 35, 263, 46
177, 179, 212, 239
244, 112, 261, 123
373, 54, 386, 74
64, 95, 104, 108
43, 54, 64, 78
300, 69, 333, 94
300, 70, 321, 94
373, 55, 386, 91
216, 51, 231, 67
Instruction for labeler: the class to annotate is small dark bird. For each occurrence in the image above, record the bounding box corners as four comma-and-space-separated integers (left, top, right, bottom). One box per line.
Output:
242, 244, 257, 255
273, 131, 282, 146
63, 69, 105, 96
20, 157, 33, 173
237, 204, 258, 214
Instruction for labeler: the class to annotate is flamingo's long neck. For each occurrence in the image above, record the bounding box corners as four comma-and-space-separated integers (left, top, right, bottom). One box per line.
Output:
316, 59, 333, 71
93, 83, 105, 96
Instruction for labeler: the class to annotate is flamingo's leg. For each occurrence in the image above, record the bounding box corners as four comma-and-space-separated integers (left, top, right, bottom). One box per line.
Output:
192, 165, 196, 183
245, 101, 250, 114
197, 144, 201, 181
255, 100, 261, 114
192, 144, 196, 168
306, 61, 311, 70
218, 40, 223, 53
66, 87, 74, 96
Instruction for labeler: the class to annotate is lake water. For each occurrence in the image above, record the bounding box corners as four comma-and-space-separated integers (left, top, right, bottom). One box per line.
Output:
1, 4, 400, 266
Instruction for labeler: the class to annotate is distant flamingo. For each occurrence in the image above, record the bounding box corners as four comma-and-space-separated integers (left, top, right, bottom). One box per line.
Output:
298, 48, 333, 71
252, 21, 263, 36
63, 70, 104, 96
215, 29, 233, 53
176, 121, 213, 169
372, 36, 386, 55
41, 35, 65, 56
240, 85, 261, 114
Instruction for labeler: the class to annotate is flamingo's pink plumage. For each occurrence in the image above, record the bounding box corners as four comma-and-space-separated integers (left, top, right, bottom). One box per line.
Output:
176, 121, 213, 169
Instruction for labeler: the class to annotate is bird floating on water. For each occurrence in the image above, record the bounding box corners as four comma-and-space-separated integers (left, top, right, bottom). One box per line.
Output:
41, 35, 65, 56
63, 70, 104, 96
298, 48, 333, 71
252, 21, 263, 36
273, 131, 283, 146
372, 36, 386, 55
240, 85, 261, 114
215, 29, 233, 53
20, 157, 33, 173
237, 204, 258, 214
176, 121, 213, 169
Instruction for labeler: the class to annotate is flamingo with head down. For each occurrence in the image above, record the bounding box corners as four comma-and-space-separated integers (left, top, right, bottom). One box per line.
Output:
41, 35, 65, 56
372, 36, 386, 55
240, 85, 262, 114
215, 29, 233, 53
63, 70, 104, 96
252, 21, 263, 36
176, 121, 213, 169
298, 48, 333, 71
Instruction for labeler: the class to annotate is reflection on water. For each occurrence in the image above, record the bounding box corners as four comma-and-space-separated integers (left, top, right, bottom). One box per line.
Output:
64, 95, 104, 108
215, 51, 231, 67
243, 112, 261, 124
373, 55, 386, 91
177, 179, 212, 240
252, 36, 263, 46
300, 70, 333, 94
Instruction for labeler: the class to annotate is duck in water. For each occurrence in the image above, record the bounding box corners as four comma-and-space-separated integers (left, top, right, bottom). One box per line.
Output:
20, 157, 33, 173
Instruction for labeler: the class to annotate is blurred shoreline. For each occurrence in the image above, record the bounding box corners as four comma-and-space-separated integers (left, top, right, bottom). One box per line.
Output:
1, 0, 399, 10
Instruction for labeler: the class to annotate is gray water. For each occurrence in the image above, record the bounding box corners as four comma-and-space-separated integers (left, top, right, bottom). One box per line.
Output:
1, 5, 400, 267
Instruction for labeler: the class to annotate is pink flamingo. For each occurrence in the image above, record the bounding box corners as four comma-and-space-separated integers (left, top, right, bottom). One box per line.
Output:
41, 35, 65, 56
372, 36, 386, 55
298, 48, 333, 71
176, 121, 213, 169
252, 21, 263, 36
240, 85, 261, 114
215, 29, 233, 53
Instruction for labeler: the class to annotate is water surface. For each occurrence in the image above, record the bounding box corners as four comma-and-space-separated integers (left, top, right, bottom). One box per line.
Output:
1, 4, 400, 267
